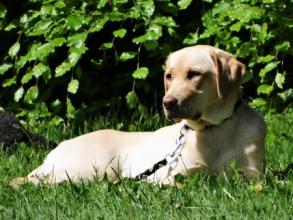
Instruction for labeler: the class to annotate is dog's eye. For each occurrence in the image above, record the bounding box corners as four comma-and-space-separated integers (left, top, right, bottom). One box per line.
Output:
165, 73, 172, 80
187, 70, 201, 79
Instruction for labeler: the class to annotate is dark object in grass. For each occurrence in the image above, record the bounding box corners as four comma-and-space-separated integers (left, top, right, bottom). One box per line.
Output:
0, 112, 49, 153
273, 163, 293, 179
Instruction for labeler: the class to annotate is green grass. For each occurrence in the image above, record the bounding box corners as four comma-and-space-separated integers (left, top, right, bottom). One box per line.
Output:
0, 112, 292, 219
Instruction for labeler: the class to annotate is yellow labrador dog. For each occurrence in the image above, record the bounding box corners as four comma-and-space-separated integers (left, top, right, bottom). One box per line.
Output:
10, 45, 265, 187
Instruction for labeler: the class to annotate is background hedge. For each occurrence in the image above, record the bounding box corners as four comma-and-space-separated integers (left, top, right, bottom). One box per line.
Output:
0, 0, 292, 125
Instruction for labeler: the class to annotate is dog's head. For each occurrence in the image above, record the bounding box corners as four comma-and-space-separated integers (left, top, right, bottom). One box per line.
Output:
163, 45, 246, 130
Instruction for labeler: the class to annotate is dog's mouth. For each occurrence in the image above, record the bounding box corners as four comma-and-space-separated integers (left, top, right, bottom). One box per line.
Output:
164, 105, 201, 122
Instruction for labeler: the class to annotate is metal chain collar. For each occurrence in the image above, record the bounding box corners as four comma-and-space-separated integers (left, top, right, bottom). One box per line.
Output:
134, 124, 192, 181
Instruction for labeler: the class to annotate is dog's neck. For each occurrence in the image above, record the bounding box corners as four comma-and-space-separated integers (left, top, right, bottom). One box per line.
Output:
186, 98, 242, 131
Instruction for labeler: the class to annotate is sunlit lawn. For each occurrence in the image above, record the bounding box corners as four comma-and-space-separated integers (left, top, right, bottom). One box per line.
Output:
0, 112, 292, 219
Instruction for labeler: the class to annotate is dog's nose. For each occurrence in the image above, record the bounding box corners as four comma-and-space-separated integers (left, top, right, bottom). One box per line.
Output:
163, 96, 178, 109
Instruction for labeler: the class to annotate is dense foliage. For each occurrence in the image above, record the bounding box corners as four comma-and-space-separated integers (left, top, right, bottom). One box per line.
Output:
0, 0, 292, 124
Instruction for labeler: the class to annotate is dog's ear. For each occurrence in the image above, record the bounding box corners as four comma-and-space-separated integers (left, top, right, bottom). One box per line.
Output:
210, 51, 246, 99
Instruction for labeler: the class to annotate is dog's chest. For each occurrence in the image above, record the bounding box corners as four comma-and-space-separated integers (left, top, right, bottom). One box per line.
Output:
181, 127, 237, 173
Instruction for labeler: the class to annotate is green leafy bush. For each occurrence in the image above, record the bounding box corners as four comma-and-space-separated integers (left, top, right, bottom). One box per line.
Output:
198, 0, 293, 111
0, 0, 292, 123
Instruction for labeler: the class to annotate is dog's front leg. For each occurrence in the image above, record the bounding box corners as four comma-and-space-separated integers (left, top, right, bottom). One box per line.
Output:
236, 143, 265, 179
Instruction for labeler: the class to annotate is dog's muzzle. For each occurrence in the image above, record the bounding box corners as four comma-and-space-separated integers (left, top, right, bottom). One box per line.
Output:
163, 95, 201, 121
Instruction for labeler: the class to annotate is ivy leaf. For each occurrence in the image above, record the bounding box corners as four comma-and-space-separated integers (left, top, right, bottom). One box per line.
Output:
49, 116, 64, 126
133, 67, 149, 80
55, 47, 87, 77
14, 87, 24, 102
49, 21, 66, 38
0, 3, 7, 19
32, 63, 49, 78
97, 0, 108, 9
24, 86, 39, 104
67, 79, 79, 94
132, 35, 147, 44
275, 41, 290, 52
100, 42, 113, 50
148, 25, 162, 40
8, 42, 20, 57
68, 51, 80, 65
230, 22, 242, 32
20, 14, 28, 26
178, 0, 192, 10
51, 99, 62, 109
119, 52, 136, 62
154, 16, 176, 27
263, 0, 276, 3
107, 11, 126, 21
40, 4, 55, 16
5, 22, 17, 31
68, 33, 87, 47
68, 46, 87, 64
29, 20, 52, 36
275, 73, 285, 89
2, 76, 16, 87
259, 61, 279, 80
51, 37, 66, 47
89, 16, 108, 33
183, 33, 199, 45
21, 69, 34, 84
67, 14, 84, 30
16, 43, 40, 69
140, 1, 155, 17
55, 1, 66, 8
133, 25, 162, 44
0, 63, 13, 75
22, 61, 49, 84
113, 28, 127, 38
66, 97, 76, 119
126, 91, 138, 109
257, 84, 273, 95
55, 61, 72, 77
278, 89, 293, 102
257, 55, 275, 63
35, 43, 54, 60
258, 23, 268, 44
250, 98, 267, 109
